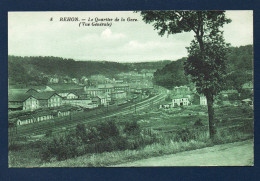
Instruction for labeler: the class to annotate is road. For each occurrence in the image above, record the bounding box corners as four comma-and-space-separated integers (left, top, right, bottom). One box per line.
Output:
112, 139, 254, 167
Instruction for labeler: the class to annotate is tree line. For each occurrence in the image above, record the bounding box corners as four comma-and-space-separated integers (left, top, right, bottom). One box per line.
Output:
153, 45, 253, 92
8, 56, 171, 86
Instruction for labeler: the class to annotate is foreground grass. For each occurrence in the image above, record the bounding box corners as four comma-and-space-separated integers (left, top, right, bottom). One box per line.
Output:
39, 129, 252, 167
9, 105, 254, 167
9, 128, 252, 167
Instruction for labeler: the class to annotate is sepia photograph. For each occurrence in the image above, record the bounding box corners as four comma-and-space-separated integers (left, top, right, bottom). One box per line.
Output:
8, 10, 253, 167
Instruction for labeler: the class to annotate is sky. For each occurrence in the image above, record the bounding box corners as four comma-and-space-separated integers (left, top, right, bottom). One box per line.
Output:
8, 11, 253, 62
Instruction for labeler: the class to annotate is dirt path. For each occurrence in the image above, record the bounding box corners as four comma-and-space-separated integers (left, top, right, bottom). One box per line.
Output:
113, 140, 254, 167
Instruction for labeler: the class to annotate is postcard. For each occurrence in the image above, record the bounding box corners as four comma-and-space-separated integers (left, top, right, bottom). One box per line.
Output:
8, 11, 253, 167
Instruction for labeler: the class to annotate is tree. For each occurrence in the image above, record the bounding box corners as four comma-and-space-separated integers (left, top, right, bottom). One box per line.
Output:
139, 11, 231, 139
97, 120, 119, 140
76, 123, 87, 143
124, 120, 140, 135
153, 58, 189, 89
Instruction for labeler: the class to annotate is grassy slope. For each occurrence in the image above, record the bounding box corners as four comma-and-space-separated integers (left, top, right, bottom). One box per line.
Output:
9, 104, 254, 167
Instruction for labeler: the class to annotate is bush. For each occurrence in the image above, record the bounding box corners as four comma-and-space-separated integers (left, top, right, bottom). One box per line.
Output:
76, 123, 88, 143
175, 128, 195, 142
97, 120, 119, 140
165, 95, 171, 102
124, 120, 141, 135
8, 143, 22, 151
40, 119, 161, 162
194, 119, 203, 127
41, 134, 83, 162
86, 127, 100, 143
45, 129, 52, 137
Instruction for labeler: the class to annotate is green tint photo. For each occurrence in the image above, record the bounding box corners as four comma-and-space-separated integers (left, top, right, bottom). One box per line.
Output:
8, 11, 253, 167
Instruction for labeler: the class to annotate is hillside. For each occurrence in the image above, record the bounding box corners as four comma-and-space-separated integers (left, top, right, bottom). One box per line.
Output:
153, 45, 253, 90
8, 45, 253, 88
8, 56, 128, 86
8, 56, 171, 86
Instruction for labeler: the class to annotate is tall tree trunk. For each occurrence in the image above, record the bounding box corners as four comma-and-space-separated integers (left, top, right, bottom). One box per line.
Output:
206, 93, 216, 139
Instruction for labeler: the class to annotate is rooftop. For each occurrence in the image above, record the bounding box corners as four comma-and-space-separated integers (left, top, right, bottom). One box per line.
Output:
33, 92, 61, 100
114, 84, 129, 87
98, 84, 114, 89
172, 95, 189, 99
9, 93, 31, 102
221, 90, 238, 94
47, 83, 83, 91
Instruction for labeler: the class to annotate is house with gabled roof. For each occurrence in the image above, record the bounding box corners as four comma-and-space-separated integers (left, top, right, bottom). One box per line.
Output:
45, 83, 83, 97
26, 88, 39, 94
24, 92, 63, 110
9, 93, 31, 111
23, 95, 40, 110
172, 95, 190, 107
9, 91, 63, 111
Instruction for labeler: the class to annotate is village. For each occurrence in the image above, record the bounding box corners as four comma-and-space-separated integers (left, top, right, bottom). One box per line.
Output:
8, 68, 253, 128
8, 70, 155, 126
7, 68, 254, 168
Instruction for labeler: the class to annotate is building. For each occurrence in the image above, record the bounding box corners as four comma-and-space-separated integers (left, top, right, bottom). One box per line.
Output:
8, 93, 29, 111
113, 79, 124, 84
220, 90, 239, 98
63, 98, 92, 107
81, 76, 89, 84
25, 86, 49, 93
25, 92, 63, 110
111, 91, 127, 101
172, 86, 191, 95
49, 77, 59, 83
98, 95, 107, 106
46, 83, 83, 91
172, 95, 190, 107
97, 84, 115, 93
47, 93, 63, 108
23, 96, 40, 110
66, 92, 79, 99
14, 106, 74, 126
241, 98, 253, 106
9, 91, 63, 111
114, 84, 130, 92
84, 86, 103, 97
92, 97, 101, 106
200, 95, 207, 106
26, 88, 39, 94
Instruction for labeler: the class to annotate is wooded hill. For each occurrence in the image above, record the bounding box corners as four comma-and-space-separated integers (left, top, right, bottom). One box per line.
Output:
8, 56, 170, 86
8, 45, 252, 88
153, 45, 253, 90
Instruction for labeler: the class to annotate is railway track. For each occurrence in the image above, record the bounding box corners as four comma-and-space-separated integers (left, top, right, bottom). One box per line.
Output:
10, 94, 167, 138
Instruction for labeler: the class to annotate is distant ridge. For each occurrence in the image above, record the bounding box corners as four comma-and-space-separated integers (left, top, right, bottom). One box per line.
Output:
8, 55, 171, 86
